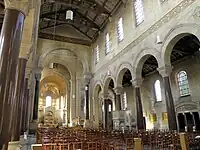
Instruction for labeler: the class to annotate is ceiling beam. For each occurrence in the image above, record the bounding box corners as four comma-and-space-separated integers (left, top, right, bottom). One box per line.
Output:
70, 24, 92, 40
173, 48, 190, 55
50, 0, 110, 16
85, 0, 110, 15
43, 15, 99, 30
40, 9, 100, 30
38, 32, 91, 46
40, 22, 65, 30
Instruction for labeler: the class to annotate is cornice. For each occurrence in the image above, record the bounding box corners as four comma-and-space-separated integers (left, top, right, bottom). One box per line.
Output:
93, 0, 196, 77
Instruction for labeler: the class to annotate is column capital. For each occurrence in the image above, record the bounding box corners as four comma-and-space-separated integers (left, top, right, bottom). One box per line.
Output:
101, 93, 109, 99
157, 65, 173, 77
35, 73, 41, 81
131, 78, 143, 87
84, 72, 92, 85
114, 86, 123, 95
34, 68, 42, 81
25, 67, 31, 78
5, 0, 29, 16
19, 44, 32, 59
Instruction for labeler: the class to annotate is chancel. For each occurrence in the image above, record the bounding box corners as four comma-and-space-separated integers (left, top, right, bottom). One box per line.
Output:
0, 0, 200, 149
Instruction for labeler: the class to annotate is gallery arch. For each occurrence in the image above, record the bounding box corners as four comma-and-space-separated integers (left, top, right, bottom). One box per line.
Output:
102, 77, 115, 130
36, 47, 88, 127
39, 74, 68, 127
166, 34, 200, 132
93, 83, 103, 128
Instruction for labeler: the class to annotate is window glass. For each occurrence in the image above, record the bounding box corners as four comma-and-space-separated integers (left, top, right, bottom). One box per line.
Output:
134, 0, 145, 25
123, 92, 127, 110
177, 71, 190, 96
117, 17, 124, 42
105, 33, 110, 54
46, 96, 52, 107
154, 80, 162, 102
95, 45, 99, 63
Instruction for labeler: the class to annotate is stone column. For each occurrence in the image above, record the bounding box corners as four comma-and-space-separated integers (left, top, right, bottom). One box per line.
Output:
12, 59, 28, 142
26, 89, 30, 130
85, 85, 90, 120
32, 72, 41, 121
0, 0, 28, 148
132, 78, 145, 130
75, 78, 81, 117
102, 93, 109, 129
70, 78, 76, 125
157, 65, 177, 130
21, 78, 28, 133
84, 73, 92, 120
114, 87, 122, 111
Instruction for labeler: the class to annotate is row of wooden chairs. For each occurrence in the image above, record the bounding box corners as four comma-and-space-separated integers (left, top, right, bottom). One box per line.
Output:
37, 127, 200, 150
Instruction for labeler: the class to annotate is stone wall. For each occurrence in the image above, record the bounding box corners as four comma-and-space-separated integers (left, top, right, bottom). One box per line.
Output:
91, 0, 200, 129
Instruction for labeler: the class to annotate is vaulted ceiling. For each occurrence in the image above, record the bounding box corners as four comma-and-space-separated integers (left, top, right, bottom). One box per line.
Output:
39, 0, 124, 45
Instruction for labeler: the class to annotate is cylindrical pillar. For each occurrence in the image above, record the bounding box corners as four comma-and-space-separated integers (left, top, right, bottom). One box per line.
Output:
135, 87, 144, 130
158, 65, 177, 130
163, 76, 177, 130
85, 85, 89, 120
104, 100, 109, 130
114, 87, 122, 111
70, 79, 76, 124
115, 94, 121, 111
32, 73, 41, 121
26, 89, 30, 130
0, 8, 25, 148
12, 58, 27, 141
21, 78, 28, 133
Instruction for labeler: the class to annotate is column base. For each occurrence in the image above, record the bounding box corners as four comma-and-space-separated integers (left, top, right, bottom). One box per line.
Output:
20, 134, 36, 150
84, 120, 94, 129
29, 120, 38, 134
8, 141, 21, 150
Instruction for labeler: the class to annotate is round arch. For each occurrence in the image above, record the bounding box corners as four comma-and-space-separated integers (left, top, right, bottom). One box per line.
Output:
102, 76, 116, 93
115, 62, 133, 87
161, 23, 200, 66
41, 69, 70, 93
133, 48, 161, 79
93, 81, 103, 97
93, 83, 103, 128
37, 48, 89, 73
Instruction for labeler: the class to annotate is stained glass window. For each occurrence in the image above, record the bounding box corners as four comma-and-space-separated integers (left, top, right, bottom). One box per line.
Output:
177, 71, 190, 96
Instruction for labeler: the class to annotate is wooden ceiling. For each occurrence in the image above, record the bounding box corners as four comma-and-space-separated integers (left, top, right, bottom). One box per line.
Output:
39, 0, 124, 45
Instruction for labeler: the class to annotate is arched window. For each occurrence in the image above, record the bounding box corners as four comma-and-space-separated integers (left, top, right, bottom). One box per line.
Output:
123, 92, 127, 110
46, 96, 52, 107
117, 17, 124, 42
94, 45, 99, 64
133, 0, 144, 25
105, 32, 110, 55
177, 71, 190, 96
108, 104, 112, 112
154, 80, 162, 102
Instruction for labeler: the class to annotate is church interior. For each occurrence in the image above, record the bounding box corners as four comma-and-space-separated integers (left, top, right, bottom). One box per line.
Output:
0, 0, 200, 149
